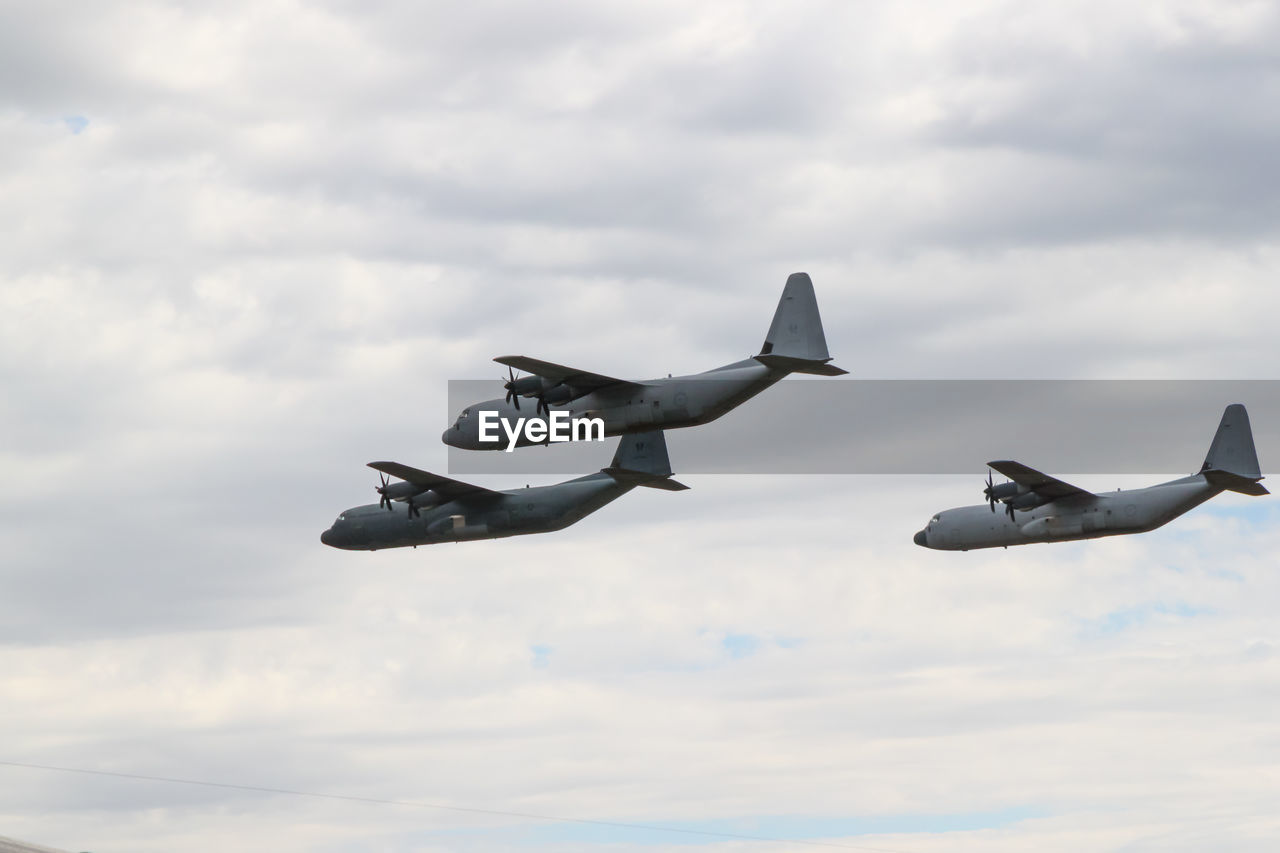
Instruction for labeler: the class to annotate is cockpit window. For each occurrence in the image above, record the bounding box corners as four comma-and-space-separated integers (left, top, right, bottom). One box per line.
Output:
931, 515, 940, 524
338, 514, 345, 522
460, 409, 470, 419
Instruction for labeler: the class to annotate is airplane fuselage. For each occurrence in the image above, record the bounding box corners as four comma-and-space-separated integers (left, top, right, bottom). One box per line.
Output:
443, 359, 784, 450
915, 475, 1222, 551
321, 474, 634, 550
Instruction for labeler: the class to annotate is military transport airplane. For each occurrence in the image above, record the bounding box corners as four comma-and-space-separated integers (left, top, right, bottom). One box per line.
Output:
914, 404, 1267, 551
442, 272, 845, 450
321, 431, 686, 550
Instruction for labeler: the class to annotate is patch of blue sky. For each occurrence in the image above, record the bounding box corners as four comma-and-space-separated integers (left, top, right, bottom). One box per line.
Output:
529, 644, 552, 668
591, 633, 804, 676
1204, 565, 1246, 582
1189, 501, 1276, 524
1155, 558, 1244, 582
714, 632, 805, 659
507, 805, 1044, 846
1157, 501, 1274, 566
1081, 601, 1210, 637
721, 633, 759, 659
63, 115, 89, 134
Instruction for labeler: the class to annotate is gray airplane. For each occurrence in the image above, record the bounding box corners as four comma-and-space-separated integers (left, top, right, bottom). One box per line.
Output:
915, 404, 1267, 551
442, 272, 845, 450
321, 430, 686, 550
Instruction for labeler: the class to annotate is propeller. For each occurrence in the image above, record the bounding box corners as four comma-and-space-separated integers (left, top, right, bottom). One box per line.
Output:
1006, 501, 1015, 521
536, 395, 550, 417
376, 472, 393, 511
984, 470, 996, 513
376, 472, 427, 518
503, 366, 522, 411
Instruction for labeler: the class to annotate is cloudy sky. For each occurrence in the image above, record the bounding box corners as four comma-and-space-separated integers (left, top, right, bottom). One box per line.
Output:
2, 1, 1279, 851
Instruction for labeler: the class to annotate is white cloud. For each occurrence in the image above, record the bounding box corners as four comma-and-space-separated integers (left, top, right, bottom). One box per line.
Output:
1, 1, 1278, 851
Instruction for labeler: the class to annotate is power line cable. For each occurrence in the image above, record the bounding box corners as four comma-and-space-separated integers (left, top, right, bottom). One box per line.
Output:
0, 759, 913, 852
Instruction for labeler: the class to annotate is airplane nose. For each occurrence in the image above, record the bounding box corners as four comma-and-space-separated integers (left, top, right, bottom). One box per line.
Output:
913, 529, 928, 547
441, 428, 456, 447
321, 528, 334, 547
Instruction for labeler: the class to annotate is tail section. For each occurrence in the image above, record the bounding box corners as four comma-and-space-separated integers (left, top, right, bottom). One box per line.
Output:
756, 272, 848, 376
602, 430, 689, 491
1201, 403, 1268, 495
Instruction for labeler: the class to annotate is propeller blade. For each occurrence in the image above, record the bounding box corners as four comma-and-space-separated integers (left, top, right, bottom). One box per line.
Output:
377, 472, 392, 510
503, 366, 521, 410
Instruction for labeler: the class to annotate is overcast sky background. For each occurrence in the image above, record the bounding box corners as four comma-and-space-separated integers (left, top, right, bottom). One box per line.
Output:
2, 1, 1279, 851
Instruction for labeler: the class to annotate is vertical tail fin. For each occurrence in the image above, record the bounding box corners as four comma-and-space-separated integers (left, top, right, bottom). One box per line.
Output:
756, 272, 848, 376
1200, 403, 1267, 495
602, 430, 688, 491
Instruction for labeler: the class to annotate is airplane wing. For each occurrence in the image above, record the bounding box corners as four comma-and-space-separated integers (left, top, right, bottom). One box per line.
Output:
987, 460, 1095, 500
494, 355, 641, 394
367, 462, 504, 502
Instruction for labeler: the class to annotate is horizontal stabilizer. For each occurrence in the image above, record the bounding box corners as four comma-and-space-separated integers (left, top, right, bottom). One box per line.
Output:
600, 468, 690, 490
1203, 468, 1269, 496
755, 353, 848, 376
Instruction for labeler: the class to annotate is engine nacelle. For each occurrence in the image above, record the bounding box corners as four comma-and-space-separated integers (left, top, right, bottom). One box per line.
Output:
987, 482, 1020, 501
1009, 492, 1050, 511
540, 383, 577, 405
405, 490, 441, 512
383, 481, 427, 502
508, 376, 545, 396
